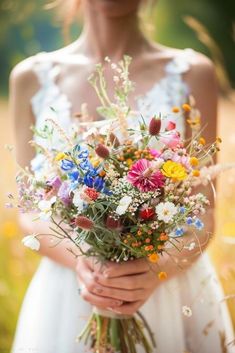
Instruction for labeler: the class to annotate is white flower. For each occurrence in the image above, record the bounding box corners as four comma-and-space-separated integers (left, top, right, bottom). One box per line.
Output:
116, 196, 132, 215
182, 306, 192, 317
155, 201, 178, 223
22, 234, 40, 251
38, 196, 57, 220
184, 242, 196, 251
73, 189, 85, 212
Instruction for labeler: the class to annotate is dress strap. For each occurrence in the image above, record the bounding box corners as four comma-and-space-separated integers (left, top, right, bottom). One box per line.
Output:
32, 52, 60, 88
165, 48, 196, 75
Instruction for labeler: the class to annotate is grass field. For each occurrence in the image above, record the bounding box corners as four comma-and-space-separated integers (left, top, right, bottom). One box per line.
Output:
0, 96, 234, 351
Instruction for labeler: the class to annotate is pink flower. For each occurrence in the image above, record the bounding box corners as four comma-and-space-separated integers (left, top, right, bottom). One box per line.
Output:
172, 153, 191, 170
160, 132, 182, 149
166, 121, 176, 131
127, 159, 165, 192
149, 149, 161, 158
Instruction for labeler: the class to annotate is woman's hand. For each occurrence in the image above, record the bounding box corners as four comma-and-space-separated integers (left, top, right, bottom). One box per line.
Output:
76, 256, 159, 315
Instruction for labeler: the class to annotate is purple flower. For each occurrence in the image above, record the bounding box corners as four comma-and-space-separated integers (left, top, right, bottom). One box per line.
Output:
58, 182, 72, 206
47, 176, 62, 190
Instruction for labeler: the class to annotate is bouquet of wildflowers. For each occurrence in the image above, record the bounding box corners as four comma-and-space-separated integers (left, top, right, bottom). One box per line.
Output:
12, 56, 222, 353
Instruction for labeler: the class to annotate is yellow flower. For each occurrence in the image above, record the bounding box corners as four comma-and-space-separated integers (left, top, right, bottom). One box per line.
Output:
190, 157, 199, 167
126, 158, 133, 167
158, 271, 168, 280
55, 152, 66, 161
148, 253, 159, 263
161, 161, 187, 181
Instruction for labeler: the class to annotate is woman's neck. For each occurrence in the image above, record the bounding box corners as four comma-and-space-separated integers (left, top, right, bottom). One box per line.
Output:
76, 5, 150, 61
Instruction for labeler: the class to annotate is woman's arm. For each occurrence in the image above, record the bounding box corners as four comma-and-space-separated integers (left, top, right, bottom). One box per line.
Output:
9, 58, 78, 270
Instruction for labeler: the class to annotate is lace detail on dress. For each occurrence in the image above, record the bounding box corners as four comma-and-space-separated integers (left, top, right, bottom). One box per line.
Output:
136, 48, 196, 138
31, 52, 72, 137
30, 48, 196, 156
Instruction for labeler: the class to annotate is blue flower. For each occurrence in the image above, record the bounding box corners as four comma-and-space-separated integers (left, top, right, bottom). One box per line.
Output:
179, 206, 186, 214
93, 177, 105, 191
194, 218, 204, 230
80, 160, 93, 171
103, 187, 113, 196
83, 174, 94, 188
174, 227, 184, 237
61, 159, 75, 171
186, 217, 193, 225
68, 170, 80, 181
74, 144, 89, 159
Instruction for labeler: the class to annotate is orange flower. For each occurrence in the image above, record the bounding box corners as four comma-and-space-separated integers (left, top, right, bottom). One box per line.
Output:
99, 170, 106, 177
149, 253, 159, 263
159, 233, 169, 241
192, 170, 200, 177
172, 106, 180, 113
182, 103, 191, 112
158, 272, 168, 280
199, 137, 206, 145
190, 157, 199, 167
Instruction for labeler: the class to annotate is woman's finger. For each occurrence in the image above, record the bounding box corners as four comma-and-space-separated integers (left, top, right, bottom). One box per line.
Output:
96, 271, 153, 290
80, 286, 123, 309
92, 285, 147, 302
103, 258, 150, 278
110, 300, 144, 316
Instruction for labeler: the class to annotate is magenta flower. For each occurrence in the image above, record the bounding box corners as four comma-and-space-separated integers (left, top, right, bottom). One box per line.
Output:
127, 159, 165, 192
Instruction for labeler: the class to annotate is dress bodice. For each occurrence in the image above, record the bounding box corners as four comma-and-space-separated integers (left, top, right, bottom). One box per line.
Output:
30, 49, 196, 171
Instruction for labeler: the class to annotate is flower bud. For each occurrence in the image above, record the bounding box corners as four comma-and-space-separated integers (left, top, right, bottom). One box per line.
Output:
149, 117, 161, 136
105, 215, 122, 230
95, 144, 110, 159
75, 216, 94, 230
109, 133, 120, 148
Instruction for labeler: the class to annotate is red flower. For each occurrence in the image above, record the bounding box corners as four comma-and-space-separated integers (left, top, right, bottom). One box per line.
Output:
75, 216, 94, 230
149, 117, 161, 136
139, 207, 155, 220
166, 121, 176, 131
84, 187, 99, 201
105, 215, 122, 230
95, 144, 110, 159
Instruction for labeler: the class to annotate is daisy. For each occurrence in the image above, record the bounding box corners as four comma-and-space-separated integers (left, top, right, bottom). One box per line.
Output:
155, 201, 178, 223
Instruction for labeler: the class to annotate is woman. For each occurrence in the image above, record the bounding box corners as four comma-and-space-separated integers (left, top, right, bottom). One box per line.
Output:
10, 1, 235, 352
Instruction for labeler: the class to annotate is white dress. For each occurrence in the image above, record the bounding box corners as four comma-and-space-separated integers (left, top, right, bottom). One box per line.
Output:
12, 49, 235, 353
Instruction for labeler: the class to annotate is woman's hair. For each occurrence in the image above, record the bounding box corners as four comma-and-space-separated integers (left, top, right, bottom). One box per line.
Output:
45, 0, 80, 42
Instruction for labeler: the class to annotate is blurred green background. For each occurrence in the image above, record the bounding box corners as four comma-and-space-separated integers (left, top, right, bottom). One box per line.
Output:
0, 0, 235, 351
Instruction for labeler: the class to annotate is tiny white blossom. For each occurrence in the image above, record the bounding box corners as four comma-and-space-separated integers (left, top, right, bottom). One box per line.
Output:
22, 234, 40, 251
73, 189, 85, 212
155, 201, 178, 223
116, 196, 132, 215
184, 242, 196, 251
182, 306, 192, 317
38, 196, 56, 220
